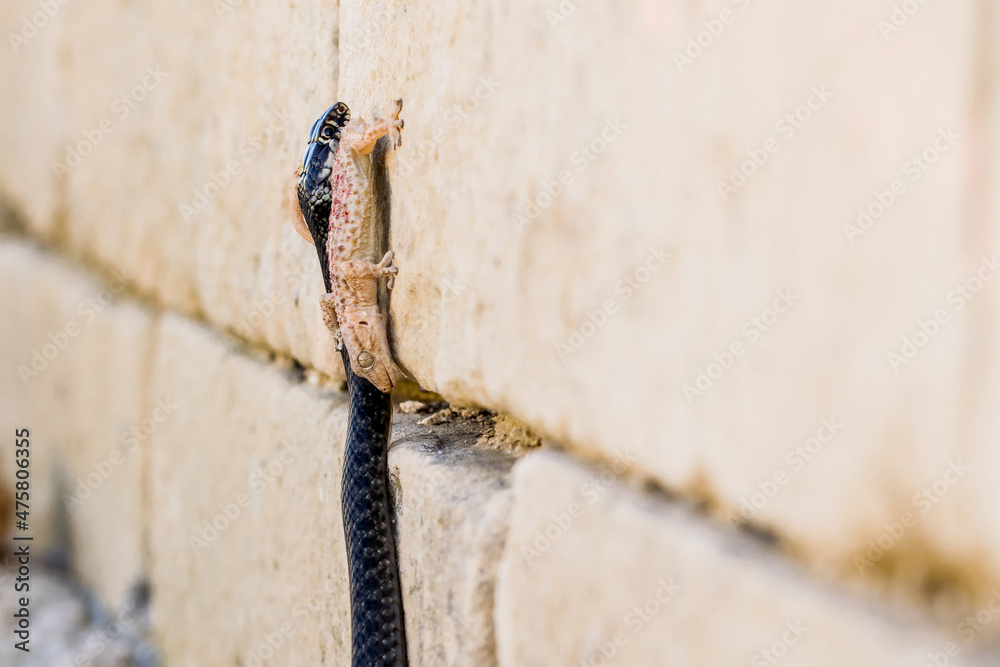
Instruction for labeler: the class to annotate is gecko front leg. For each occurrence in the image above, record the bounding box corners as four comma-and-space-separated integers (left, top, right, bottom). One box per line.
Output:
319, 292, 340, 340
342, 99, 404, 154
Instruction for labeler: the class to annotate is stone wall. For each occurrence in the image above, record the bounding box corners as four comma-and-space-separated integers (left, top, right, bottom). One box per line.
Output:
1, 0, 999, 664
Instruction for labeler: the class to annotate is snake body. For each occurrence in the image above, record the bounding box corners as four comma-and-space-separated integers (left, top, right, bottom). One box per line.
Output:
340, 346, 407, 665
295, 103, 409, 667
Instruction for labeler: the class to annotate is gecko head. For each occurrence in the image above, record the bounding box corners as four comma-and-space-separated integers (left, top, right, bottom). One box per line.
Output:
342, 310, 396, 393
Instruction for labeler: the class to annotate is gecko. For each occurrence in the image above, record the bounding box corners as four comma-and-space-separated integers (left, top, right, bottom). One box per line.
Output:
289, 99, 405, 393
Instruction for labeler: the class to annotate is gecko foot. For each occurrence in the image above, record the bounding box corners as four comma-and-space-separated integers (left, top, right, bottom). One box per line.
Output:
319, 292, 339, 335
377, 250, 399, 289
387, 99, 404, 149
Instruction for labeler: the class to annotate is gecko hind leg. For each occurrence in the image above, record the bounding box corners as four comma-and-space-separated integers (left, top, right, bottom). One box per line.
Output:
340, 252, 399, 280
319, 292, 339, 336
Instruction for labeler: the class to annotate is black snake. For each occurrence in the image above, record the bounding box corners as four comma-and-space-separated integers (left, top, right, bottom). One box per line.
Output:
295, 103, 408, 667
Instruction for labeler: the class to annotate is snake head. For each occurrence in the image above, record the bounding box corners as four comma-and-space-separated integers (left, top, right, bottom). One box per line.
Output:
300, 102, 350, 175
295, 102, 351, 290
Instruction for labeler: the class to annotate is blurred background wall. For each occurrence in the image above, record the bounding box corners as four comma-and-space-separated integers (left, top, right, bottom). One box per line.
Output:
1, 0, 999, 664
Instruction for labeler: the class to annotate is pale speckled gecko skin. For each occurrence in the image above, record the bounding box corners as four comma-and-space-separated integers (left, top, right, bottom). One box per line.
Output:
289, 100, 404, 392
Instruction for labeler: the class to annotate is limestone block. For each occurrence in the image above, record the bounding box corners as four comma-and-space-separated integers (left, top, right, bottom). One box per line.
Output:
391, 415, 516, 666
147, 314, 352, 666
0, 240, 150, 607
495, 451, 989, 667
337, 0, 1000, 600
0, 1, 65, 236
0, 0, 345, 373
147, 316, 519, 666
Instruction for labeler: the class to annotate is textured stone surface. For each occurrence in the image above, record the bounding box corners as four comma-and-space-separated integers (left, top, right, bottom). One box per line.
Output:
0, 3, 64, 237
337, 0, 1000, 601
0, 240, 149, 607
147, 314, 352, 666
6, 244, 1000, 663
391, 415, 516, 666
2, 0, 1000, 638
0, 0, 344, 372
146, 317, 514, 666
495, 451, 993, 666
